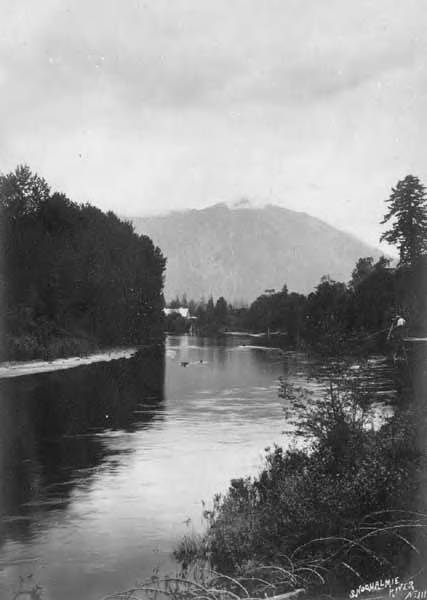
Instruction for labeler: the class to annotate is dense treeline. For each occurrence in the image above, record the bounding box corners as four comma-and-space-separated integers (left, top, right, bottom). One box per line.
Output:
0, 165, 165, 360
245, 254, 426, 345
166, 253, 427, 347
166, 295, 235, 336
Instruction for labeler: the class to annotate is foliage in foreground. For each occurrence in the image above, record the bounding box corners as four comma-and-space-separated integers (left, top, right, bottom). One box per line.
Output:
101, 566, 308, 600
174, 360, 427, 595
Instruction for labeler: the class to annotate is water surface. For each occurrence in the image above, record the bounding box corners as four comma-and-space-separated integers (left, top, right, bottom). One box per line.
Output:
0, 336, 394, 600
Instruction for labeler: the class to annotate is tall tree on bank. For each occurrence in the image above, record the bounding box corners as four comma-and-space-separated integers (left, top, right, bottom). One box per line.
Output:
380, 175, 427, 333
0, 165, 166, 360
380, 175, 427, 266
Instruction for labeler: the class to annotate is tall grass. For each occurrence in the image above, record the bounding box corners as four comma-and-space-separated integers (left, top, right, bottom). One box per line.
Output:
101, 566, 307, 600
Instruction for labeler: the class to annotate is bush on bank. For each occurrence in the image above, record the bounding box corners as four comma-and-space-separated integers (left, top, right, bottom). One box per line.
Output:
3, 332, 97, 361
175, 361, 427, 595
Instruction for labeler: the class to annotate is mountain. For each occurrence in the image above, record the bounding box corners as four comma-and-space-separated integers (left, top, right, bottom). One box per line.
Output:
131, 203, 384, 302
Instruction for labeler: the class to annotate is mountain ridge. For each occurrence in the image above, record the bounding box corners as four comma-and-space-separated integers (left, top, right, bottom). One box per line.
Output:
131, 203, 384, 302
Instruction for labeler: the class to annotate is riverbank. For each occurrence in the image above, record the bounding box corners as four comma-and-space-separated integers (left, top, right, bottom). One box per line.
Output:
174, 353, 427, 598
220, 328, 387, 356
1, 331, 99, 363
0, 347, 139, 379
1, 327, 166, 367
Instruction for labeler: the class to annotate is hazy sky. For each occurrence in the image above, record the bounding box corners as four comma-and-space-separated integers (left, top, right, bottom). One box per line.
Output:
1, 0, 425, 249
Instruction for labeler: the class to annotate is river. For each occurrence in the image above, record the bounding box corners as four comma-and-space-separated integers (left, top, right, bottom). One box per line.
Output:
0, 335, 395, 600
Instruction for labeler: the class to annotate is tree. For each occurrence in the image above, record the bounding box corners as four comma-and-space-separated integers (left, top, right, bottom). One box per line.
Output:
214, 296, 228, 327
350, 257, 374, 290
381, 175, 427, 266
0, 165, 166, 359
0, 164, 50, 216
347, 257, 394, 332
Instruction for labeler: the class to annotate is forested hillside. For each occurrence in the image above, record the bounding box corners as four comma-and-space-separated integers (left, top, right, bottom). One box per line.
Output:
0, 166, 165, 360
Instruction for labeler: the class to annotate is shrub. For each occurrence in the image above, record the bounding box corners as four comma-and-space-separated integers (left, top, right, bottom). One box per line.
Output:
175, 362, 427, 595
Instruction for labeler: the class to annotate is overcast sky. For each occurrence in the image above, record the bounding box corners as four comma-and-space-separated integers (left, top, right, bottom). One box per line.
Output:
0, 0, 425, 249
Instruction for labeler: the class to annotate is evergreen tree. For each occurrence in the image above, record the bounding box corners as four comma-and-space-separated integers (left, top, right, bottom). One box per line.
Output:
381, 175, 427, 265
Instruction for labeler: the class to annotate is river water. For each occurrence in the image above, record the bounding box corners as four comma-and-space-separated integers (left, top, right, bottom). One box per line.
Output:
0, 336, 395, 600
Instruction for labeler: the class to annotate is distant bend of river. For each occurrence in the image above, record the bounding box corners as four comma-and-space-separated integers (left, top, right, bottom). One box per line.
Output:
0, 335, 395, 600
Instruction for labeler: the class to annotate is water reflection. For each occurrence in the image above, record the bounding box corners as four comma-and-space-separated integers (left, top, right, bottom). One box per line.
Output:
0, 348, 165, 547
0, 337, 396, 600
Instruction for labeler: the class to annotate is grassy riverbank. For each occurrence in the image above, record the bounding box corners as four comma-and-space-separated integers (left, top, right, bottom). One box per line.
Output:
2, 330, 98, 362
174, 351, 427, 597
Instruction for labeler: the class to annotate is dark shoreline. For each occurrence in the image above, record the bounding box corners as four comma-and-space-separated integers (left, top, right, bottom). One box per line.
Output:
1, 331, 165, 365
0, 347, 141, 379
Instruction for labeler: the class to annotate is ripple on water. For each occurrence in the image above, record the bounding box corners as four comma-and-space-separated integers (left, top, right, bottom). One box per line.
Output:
0, 338, 398, 600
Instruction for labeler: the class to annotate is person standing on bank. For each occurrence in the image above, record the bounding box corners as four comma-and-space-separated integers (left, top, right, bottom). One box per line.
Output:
387, 314, 407, 360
